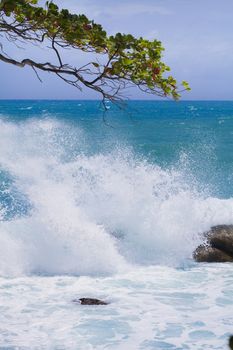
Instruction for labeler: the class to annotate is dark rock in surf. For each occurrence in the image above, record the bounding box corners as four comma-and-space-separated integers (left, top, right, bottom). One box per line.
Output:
193, 245, 233, 263
193, 225, 233, 263
206, 225, 233, 257
72, 298, 108, 305
229, 335, 233, 350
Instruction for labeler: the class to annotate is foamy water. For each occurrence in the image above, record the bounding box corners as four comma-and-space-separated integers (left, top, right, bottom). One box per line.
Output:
0, 103, 233, 349
1, 265, 233, 349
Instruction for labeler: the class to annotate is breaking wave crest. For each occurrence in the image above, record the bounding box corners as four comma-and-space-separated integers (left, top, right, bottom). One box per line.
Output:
0, 117, 233, 277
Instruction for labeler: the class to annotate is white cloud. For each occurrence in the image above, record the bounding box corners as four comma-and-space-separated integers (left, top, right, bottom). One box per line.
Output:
145, 29, 160, 40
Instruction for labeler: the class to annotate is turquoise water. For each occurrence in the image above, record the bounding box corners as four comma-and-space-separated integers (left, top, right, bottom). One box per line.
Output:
1, 100, 233, 198
0, 100, 233, 349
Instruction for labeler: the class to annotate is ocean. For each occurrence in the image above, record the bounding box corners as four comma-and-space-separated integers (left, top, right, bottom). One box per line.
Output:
0, 100, 233, 349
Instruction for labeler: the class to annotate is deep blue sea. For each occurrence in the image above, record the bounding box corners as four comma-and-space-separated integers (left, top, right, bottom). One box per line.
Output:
0, 100, 233, 349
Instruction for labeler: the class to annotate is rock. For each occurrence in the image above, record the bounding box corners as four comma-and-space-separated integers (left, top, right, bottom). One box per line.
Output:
229, 336, 233, 350
193, 245, 233, 263
72, 298, 108, 305
207, 225, 233, 257
193, 225, 233, 263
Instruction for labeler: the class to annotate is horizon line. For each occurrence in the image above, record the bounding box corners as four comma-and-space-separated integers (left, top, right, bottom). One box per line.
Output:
1, 99, 233, 102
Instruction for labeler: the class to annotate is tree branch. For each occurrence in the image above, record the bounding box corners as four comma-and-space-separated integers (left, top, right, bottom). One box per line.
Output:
0, 0, 190, 102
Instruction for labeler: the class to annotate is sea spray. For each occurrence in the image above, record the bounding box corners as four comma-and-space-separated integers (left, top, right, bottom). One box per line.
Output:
0, 117, 233, 276
0, 101, 233, 349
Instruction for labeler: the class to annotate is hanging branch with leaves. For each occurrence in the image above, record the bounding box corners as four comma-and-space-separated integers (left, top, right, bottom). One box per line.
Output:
0, 0, 190, 103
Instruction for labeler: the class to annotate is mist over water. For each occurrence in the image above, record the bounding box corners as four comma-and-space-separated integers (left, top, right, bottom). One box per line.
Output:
0, 113, 233, 277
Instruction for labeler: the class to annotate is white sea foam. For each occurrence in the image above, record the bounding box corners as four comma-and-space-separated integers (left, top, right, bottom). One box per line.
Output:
0, 117, 233, 277
1, 265, 233, 349
19, 106, 33, 110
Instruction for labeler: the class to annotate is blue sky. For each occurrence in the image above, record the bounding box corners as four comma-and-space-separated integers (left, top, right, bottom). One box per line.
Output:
1, 0, 233, 100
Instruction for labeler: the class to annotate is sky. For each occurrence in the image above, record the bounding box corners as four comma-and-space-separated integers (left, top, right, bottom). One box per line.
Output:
1, 0, 233, 100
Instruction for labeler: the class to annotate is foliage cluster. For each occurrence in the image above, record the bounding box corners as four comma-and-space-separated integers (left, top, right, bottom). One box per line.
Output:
0, 0, 190, 102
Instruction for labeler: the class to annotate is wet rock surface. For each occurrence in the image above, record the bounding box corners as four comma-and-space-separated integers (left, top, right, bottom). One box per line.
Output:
229, 336, 233, 350
194, 225, 233, 263
193, 245, 233, 263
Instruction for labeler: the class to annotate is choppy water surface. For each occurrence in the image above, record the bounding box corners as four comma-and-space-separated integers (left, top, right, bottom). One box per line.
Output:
1, 265, 233, 350
0, 100, 233, 349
